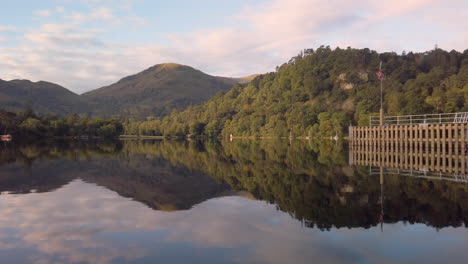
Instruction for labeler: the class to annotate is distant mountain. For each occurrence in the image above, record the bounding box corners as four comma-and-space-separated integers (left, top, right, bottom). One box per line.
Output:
82, 63, 241, 118
0, 79, 86, 115
1, 64, 257, 118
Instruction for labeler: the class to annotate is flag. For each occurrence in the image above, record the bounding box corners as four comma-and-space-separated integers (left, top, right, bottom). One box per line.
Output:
377, 69, 384, 80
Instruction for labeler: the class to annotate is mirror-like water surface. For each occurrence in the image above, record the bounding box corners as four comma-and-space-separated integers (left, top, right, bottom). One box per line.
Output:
0, 139, 468, 264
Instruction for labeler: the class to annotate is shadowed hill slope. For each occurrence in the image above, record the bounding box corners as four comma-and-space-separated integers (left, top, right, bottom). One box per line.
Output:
1, 64, 257, 118
0, 79, 87, 115
82, 63, 240, 118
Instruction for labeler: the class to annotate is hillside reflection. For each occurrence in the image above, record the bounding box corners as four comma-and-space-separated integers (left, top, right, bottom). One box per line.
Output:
1, 139, 468, 230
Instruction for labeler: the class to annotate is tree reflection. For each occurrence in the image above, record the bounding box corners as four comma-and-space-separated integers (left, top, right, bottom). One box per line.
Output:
1, 139, 468, 230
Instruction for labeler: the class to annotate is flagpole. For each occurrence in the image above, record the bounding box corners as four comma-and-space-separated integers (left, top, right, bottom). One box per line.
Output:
379, 61, 383, 127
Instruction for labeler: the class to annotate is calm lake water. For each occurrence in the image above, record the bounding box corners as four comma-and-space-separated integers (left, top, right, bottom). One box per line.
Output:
0, 139, 468, 264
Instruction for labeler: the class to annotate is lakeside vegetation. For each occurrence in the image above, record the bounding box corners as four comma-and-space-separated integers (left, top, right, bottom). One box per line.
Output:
124, 47, 468, 138
2, 47, 467, 139
0, 108, 123, 139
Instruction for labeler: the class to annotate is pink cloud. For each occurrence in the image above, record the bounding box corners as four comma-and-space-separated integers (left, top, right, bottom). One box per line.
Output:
1, 0, 465, 93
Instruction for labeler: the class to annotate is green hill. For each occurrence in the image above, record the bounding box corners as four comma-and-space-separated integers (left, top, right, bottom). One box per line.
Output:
125, 47, 468, 137
0, 79, 87, 115
82, 63, 241, 118
1, 63, 255, 119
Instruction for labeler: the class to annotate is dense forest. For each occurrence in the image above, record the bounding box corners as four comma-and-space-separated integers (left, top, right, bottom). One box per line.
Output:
124, 47, 468, 138
0, 108, 123, 139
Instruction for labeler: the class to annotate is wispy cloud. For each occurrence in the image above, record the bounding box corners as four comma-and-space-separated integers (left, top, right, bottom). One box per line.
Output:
66, 7, 115, 24
34, 9, 53, 17
25, 23, 105, 47
0, 25, 17, 32
0, 0, 466, 93
60, 0, 142, 10
56, 6, 66, 13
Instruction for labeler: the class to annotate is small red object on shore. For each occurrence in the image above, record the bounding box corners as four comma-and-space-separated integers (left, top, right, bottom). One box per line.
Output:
1, 135, 12, 141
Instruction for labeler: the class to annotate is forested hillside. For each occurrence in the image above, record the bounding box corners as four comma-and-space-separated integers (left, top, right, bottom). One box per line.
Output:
125, 47, 468, 137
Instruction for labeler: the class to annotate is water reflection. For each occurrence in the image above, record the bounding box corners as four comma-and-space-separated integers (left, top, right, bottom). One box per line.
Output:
348, 143, 468, 233
120, 139, 468, 229
0, 140, 231, 210
349, 142, 468, 181
2, 140, 468, 228
0, 139, 468, 263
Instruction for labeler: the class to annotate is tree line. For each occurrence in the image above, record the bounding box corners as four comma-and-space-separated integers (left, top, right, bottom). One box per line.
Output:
124, 46, 468, 138
0, 108, 123, 139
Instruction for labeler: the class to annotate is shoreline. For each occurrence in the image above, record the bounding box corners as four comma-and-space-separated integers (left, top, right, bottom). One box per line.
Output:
119, 135, 349, 140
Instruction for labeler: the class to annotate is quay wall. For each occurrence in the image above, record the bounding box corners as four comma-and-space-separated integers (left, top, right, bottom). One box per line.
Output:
349, 123, 468, 175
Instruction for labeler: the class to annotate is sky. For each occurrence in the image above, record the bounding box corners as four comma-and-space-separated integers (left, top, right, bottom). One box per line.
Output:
0, 0, 467, 94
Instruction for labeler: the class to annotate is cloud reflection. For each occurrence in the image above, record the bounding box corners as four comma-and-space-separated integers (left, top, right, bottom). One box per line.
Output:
0, 179, 468, 264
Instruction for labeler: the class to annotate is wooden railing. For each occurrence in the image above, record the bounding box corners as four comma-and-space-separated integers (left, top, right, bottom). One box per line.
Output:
369, 112, 468, 126
349, 112, 467, 180
349, 123, 468, 154
368, 167, 468, 183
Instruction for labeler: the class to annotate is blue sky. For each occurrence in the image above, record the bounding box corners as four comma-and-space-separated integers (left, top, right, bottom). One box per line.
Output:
0, 0, 467, 93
